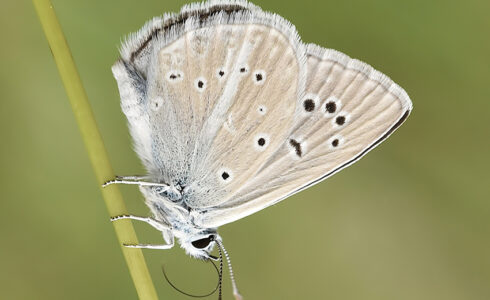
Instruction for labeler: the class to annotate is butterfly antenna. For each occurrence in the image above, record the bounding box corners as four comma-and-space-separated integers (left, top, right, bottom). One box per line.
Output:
215, 242, 224, 300
215, 239, 242, 300
161, 259, 221, 298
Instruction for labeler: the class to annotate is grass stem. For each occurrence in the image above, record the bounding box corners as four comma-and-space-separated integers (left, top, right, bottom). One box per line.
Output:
32, 0, 158, 298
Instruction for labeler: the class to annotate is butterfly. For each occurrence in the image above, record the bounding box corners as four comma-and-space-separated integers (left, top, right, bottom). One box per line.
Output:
105, 0, 412, 298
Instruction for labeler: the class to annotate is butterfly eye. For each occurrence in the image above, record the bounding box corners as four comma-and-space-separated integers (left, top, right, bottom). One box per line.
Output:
191, 235, 214, 249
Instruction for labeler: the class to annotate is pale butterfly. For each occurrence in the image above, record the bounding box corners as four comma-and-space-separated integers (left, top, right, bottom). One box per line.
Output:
105, 0, 412, 298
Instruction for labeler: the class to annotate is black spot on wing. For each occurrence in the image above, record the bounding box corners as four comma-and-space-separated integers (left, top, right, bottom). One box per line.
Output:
336, 116, 345, 125
303, 99, 315, 112
289, 139, 302, 157
325, 101, 336, 113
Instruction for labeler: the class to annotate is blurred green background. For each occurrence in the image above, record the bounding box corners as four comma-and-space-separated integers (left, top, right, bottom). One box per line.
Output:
1, 0, 489, 299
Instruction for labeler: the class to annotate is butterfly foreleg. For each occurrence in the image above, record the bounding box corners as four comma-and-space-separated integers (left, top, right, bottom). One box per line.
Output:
102, 176, 170, 188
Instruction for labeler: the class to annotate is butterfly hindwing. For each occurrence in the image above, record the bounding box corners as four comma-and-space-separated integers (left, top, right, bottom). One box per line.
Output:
196, 44, 412, 228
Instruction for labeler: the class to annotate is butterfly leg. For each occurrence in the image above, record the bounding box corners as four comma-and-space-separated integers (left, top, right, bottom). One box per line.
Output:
113, 175, 147, 180
110, 214, 171, 232
111, 215, 174, 250
123, 239, 174, 250
102, 176, 170, 188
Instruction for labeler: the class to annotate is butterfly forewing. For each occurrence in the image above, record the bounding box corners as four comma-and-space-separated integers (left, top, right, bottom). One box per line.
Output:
114, 5, 306, 205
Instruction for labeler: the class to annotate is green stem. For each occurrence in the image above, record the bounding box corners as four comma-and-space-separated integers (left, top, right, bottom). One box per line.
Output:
32, 0, 158, 299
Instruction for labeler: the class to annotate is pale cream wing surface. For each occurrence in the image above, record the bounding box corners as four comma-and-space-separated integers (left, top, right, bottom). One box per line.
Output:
196, 43, 412, 228
185, 23, 304, 207
113, 5, 306, 206
112, 2, 263, 180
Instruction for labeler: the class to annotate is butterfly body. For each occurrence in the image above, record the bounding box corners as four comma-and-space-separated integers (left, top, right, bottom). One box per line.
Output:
109, 0, 412, 266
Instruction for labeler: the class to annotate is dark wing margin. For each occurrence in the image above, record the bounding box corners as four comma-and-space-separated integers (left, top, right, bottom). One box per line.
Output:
120, 1, 258, 63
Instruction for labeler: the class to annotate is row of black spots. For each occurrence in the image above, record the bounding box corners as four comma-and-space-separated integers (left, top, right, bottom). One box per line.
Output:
301, 95, 342, 115
217, 134, 271, 184
287, 135, 343, 158
168, 66, 264, 88
218, 67, 249, 80
323, 97, 349, 127
301, 95, 350, 129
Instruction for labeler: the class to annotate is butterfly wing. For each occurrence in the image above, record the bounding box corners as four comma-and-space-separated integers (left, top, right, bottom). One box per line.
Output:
112, 1, 412, 229
112, 2, 306, 203
194, 43, 412, 228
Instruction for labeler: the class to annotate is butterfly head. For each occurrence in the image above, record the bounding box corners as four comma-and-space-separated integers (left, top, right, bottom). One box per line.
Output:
177, 230, 221, 260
